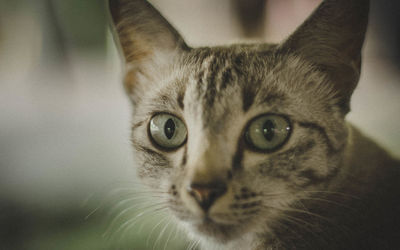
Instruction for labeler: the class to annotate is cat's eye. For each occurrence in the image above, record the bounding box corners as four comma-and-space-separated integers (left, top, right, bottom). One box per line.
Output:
245, 114, 291, 152
149, 113, 187, 150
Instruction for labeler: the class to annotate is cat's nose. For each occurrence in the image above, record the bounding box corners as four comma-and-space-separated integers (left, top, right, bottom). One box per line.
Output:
187, 182, 227, 212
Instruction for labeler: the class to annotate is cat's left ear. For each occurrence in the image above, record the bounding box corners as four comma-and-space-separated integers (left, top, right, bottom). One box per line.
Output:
280, 0, 369, 113
109, 0, 189, 101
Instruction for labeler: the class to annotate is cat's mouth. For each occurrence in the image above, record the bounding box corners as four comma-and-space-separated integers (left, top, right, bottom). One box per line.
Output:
191, 216, 244, 242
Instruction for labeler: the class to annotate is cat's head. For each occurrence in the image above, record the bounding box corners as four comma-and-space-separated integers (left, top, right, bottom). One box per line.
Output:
109, 0, 369, 244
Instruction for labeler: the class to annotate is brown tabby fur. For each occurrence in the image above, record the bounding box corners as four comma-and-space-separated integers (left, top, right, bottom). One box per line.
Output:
108, 0, 400, 249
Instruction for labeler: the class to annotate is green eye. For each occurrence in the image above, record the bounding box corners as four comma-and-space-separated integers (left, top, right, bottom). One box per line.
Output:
245, 114, 291, 152
149, 114, 187, 150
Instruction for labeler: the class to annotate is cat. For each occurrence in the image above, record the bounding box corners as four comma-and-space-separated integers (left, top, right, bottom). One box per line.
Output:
108, 0, 400, 249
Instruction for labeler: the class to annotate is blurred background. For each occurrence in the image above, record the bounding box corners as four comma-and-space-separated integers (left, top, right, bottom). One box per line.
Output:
0, 0, 399, 249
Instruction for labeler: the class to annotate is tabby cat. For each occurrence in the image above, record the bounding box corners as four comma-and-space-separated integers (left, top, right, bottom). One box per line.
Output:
108, 0, 400, 249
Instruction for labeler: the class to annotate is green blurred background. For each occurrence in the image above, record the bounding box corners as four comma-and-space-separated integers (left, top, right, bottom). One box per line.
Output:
0, 0, 399, 250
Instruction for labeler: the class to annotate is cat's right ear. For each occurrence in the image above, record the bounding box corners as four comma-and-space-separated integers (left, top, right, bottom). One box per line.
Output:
108, 0, 189, 101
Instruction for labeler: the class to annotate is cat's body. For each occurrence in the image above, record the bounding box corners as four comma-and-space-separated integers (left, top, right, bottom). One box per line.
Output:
109, 0, 400, 249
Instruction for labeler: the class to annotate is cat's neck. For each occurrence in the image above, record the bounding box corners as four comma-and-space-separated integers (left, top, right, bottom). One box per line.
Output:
338, 123, 399, 195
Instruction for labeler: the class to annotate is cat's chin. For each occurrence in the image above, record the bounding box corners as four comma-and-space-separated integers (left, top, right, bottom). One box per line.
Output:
189, 217, 246, 243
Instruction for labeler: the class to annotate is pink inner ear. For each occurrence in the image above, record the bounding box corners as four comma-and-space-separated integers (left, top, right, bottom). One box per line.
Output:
109, 0, 189, 103
117, 28, 153, 64
123, 69, 138, 96
109, 0, 188, 65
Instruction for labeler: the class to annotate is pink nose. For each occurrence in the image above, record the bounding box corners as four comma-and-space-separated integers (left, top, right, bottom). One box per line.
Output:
187, 182, 227, 211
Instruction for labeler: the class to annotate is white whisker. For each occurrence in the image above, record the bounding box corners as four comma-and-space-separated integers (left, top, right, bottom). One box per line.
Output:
146, 216, 170, 247
163, 219, 176, 250
153, 217, 173, 250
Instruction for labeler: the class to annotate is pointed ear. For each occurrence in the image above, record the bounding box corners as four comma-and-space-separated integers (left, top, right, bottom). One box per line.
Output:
108, 0, 189, 98
280, 0, 369, 113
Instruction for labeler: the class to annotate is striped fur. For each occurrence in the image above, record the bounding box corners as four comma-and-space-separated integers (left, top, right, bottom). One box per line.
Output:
109, 0, 400, 249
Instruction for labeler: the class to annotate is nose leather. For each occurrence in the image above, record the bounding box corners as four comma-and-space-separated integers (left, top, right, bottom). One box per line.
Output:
187, 182, 227, 212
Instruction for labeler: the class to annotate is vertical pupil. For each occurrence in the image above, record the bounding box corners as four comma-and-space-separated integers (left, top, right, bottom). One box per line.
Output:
164, 118, 175, 139
263, 120, 275, 141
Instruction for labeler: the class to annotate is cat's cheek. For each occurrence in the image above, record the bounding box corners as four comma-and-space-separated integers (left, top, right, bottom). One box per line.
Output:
134, 155, 174, 189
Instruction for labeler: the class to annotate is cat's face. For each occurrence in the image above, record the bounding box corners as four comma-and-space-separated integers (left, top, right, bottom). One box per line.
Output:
129, 46, 347, 241
109, 0, 368, 244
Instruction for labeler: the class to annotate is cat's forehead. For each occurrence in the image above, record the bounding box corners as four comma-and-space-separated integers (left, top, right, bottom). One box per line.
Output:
183, 45, 277, 74
138, 44, 336, 134
179, 46, 326, 118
